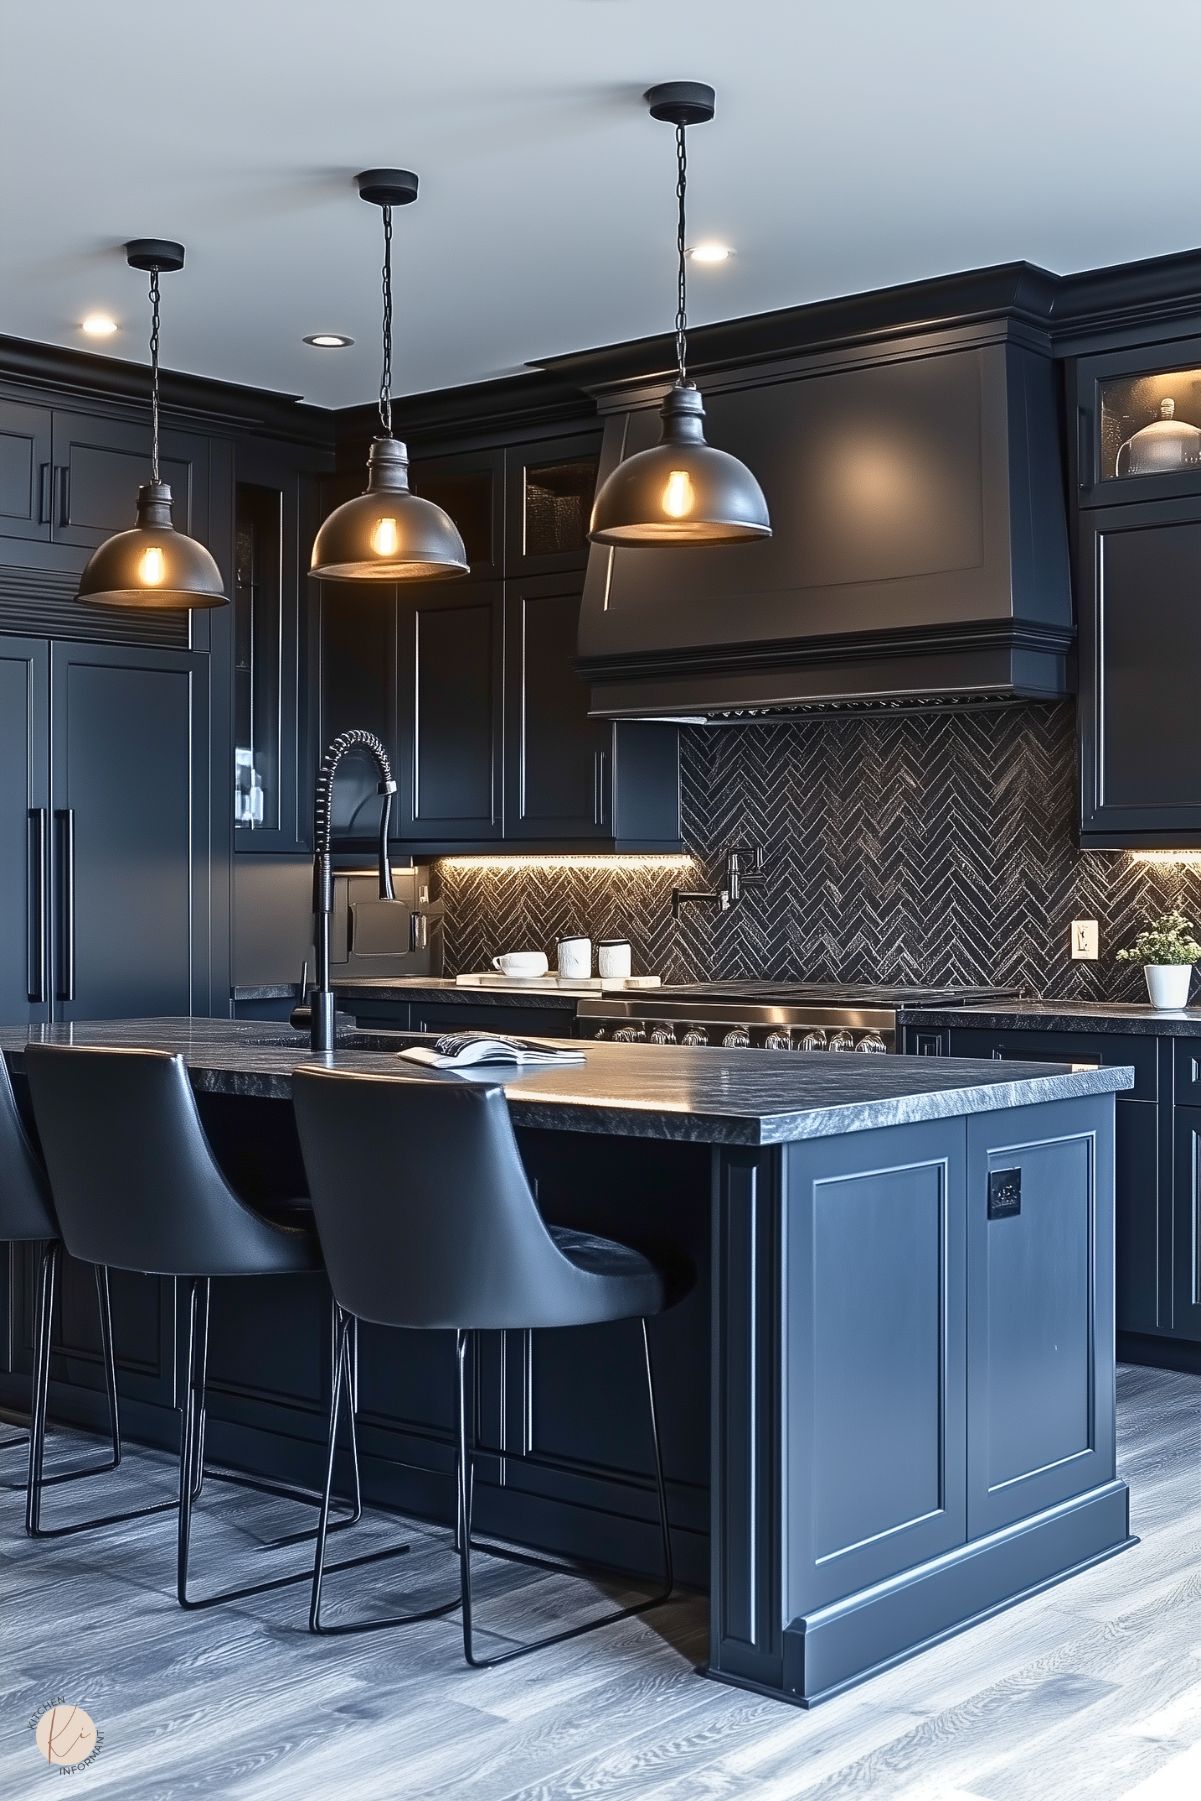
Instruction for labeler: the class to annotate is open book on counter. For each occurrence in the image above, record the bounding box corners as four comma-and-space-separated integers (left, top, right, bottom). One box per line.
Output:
400, 1032, 586, 1070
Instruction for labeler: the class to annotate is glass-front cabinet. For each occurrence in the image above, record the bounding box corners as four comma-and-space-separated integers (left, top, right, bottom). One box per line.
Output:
1073, 337, 1201, 507
231, 440, 317, 853
233, 482, 282, 835
506, 431, 599, 573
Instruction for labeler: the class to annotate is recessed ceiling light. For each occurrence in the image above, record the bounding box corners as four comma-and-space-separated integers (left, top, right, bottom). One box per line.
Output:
688, 242, 733, 265
81, 313, 118, 337
304, 332, 354, 348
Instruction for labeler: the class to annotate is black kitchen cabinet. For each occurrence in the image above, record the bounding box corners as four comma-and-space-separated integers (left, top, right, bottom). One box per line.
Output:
505, 432, 599, 575
314, 580, 400, 841
51, 642, 211, 1021
505, 574, 608, 840
506, 575, 679, 846
409, 446, 503, 580
52, 411, 208, 550
1172, 1109, 1201, 1343
397, 580, 504, 843
0, 636, 211, 1025
232, 439, 317, 853
0, 397, 210, 555
1070, 335, 1201, 510
0, 638, 49, 1025
0, 398, 53, 541
1077, 497, 1201, 846
938, 1025, 1166, 1341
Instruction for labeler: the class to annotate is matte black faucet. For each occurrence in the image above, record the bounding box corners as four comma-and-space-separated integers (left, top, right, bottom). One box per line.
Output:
303, 729, 398, 1053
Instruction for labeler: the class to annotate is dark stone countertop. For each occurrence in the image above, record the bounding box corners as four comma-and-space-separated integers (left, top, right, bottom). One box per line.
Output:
899, 999, 1201, 1038
334, 978, 581, 1011
0, 1018, 1132, 1148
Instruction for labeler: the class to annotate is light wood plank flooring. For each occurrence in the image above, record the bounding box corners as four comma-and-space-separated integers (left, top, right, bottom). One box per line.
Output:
0, 1363, 1198, 1800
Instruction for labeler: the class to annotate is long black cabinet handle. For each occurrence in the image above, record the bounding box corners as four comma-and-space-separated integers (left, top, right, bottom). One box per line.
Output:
55, 808, 75, 1003
37, 464, 51, 526
593, 748, 607, 827
27, 808, 47, 1003
54, 466, 69, 529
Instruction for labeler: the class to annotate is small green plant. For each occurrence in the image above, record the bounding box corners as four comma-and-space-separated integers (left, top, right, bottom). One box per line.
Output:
1116, 909, 1201, 967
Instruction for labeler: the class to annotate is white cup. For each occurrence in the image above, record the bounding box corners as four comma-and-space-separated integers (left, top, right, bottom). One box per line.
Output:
556, 936, 592, 980
491, 951, 549, 978
598, 940, 632, 980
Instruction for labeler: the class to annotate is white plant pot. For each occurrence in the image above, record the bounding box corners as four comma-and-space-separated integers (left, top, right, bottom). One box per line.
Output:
1145, 964, 1193, 1009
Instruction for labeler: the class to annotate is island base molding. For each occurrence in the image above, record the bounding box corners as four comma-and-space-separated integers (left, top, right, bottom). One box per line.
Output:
711, 1481, 1133, 1707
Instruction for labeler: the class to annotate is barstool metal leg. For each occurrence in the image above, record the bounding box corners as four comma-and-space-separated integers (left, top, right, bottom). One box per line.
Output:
457, 1317, 674, 1670
177, 1292, 388, 1612
26, 1249, 161, 1537
5, 1254, 121, 1489
308, 1308, 440, 1636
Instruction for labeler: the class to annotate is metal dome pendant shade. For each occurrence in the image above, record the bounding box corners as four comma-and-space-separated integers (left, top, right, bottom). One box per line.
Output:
310, 171, 468, 582
79, 240, 227, 610
589, 83, 771, 550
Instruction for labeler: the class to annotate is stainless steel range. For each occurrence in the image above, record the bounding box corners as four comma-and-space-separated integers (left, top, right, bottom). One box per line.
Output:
576, 983, 1020, 1054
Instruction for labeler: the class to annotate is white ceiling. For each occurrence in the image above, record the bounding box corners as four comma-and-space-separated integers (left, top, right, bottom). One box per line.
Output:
4, 0, 1200, 411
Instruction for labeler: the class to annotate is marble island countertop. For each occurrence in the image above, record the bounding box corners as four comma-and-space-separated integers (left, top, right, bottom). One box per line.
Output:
0, 1018, 1133, 1147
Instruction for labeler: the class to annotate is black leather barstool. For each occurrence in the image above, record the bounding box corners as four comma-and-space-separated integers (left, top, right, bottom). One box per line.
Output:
0, 1054, 120, 1488
293, 1065, 688, 1666
24, 1043, 389, 1607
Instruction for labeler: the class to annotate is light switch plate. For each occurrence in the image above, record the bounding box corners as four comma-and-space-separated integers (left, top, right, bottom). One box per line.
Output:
1071, 919, 1099, 960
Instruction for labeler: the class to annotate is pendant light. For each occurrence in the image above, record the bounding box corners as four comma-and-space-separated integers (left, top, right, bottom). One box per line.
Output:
589, 84, 771, 548
79, 240, 227, 609
311, 170, 468, 581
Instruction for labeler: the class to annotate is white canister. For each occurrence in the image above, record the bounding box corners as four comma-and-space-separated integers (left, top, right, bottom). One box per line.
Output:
557, 936, 592, 980
1145, 964, 1193, 1009
597, 940, 632, 980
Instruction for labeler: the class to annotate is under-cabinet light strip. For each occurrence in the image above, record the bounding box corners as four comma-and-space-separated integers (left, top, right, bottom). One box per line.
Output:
436, 854, 696, 873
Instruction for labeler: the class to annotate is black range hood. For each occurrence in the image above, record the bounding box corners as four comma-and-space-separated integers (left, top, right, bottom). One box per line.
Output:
545, 265, 1075, 719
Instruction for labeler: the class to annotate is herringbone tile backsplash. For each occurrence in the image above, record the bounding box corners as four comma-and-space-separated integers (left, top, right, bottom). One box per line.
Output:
440, 703, 1201, 999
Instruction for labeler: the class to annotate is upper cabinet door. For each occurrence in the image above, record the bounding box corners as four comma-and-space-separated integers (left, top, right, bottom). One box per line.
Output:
1072, 336, 1201, 510
1078, 496, 1201, 846
0, 399, 53, 542
314, 580, 401, 845
504, 575, 609, 840
49, 412, 208, 549
408, 448, 503, 581
505, 431, 600, 576
398, 580, 504, 843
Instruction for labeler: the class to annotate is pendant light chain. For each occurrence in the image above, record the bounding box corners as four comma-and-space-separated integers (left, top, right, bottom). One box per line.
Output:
674, 121, 689, 388
379, 203, 394, 438
148, 265, 162, 484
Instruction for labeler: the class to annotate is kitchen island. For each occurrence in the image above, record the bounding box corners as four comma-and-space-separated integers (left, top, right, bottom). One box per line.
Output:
0, 1019, 1133, 1706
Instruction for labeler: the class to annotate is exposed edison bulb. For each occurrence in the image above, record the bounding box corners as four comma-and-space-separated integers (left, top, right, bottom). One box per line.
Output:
662, 470, 695, 520
139, 546, 166, 586
372, 516, 400, 557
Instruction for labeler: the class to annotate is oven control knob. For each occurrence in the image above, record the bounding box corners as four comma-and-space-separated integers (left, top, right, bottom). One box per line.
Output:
855, 1032, 887, 1053
649, 1024, 677, 1045
764, 1029, 792, 1050
798, 1029, 828, 1052
722, 1026, 751, 1049
612, 1025, 646, 1043
828, 1029, 855, 1052
681, 1027, 709, 1047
